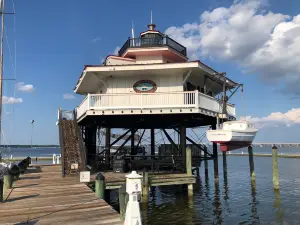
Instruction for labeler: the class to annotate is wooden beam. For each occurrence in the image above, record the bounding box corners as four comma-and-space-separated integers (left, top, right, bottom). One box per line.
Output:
105, 128, 111, 164
180, 126, 186, 169
151, 128, 155, 159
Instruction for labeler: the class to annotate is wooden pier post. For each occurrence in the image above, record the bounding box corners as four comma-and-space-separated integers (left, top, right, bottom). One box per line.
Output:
85, 125, 97, 166
248, 146, 255, 180
95, 173, 105, 199
212, 124, 219, 181
186, 147, 193, 196
142, 171, 149, 202
3, 174, 12, 191
151, 128, 155, 159
180, 125, 187, 169
105, 127, 111, 165
131, 129, 135, 155
222, 151, 227, 176
196, 167, 200, 177
272, 145, 279, 190
204, 151, 209, 178
0, 180, 3, 202
119, 184, 128, 220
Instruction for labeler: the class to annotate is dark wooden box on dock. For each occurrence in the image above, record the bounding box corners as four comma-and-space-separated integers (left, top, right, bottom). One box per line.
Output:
113, 159, 128, 173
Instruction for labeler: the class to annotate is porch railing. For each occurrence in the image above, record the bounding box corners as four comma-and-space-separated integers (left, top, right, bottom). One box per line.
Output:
76, 91, 236, 119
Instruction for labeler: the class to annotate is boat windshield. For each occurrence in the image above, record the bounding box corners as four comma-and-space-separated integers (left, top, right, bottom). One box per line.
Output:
223, 122, 248, 131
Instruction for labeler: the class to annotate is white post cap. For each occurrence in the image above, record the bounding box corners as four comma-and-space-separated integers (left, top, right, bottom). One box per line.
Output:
125, 171, 142, 179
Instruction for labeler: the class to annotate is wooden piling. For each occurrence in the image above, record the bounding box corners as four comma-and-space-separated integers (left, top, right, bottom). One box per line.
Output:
142, 171, 149, 202
222, 151, 227, 176
3, 175, 12, 191
119, 184, 128, 220
95, 173, 105, 199
105, 127, 111, 164
180, 126, 187, 169
204, 151, 208, 178
131, 129, 135, 155
248, 146, 255, 180
212, 124, 219, 181
0, 180, 3, 202
196, 167, 200, 177
151, 128, 155, 159
272, 145, 279, 190
186, 147, 193, 196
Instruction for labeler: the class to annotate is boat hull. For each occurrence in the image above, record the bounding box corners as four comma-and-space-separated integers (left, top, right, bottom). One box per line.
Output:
207, 130, 257, 152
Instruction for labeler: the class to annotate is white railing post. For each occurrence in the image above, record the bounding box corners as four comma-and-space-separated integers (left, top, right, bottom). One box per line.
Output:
195, 90, 199, 108
87, 93, 90, 110
141, 93, 143, 109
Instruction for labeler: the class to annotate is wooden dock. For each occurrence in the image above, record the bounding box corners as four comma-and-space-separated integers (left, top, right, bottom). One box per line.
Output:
90, 171, 196, 190
0, 165, 123, 225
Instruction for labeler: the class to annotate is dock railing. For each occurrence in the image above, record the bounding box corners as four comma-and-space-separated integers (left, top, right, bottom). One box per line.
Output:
76, 91, 236, 119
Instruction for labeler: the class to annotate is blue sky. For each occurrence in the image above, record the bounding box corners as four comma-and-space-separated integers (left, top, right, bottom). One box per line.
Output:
1, 0, 300, 144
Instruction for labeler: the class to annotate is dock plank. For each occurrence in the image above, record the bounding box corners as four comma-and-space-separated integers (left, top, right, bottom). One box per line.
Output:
1, 165, 123, 225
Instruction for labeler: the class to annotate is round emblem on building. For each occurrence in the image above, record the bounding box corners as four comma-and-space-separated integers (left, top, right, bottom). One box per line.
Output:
133, 80, 157, 93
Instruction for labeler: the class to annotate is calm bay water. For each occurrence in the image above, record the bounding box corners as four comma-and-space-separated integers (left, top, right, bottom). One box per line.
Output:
135, 156, 300, 225
3, 147, 300, 224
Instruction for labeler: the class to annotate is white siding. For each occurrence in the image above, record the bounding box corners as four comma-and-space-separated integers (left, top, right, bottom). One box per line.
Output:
106, 74, 183, 94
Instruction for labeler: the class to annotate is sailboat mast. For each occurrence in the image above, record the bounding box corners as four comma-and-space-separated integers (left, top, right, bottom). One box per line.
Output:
0, 0, 5, 145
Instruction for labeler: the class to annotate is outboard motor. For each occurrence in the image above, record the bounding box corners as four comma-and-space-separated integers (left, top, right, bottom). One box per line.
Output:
9, 164, 20, 180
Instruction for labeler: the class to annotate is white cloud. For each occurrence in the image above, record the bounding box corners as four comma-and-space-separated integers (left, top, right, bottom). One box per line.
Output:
91, 36, 101, 43
242, 108, 300, 128
100, 56, 105, 64
113, 46, 120, 55
165, 0, 300, 96
3, 96, 23, 104
63, 93, 75, 100
16, 82, 35, 93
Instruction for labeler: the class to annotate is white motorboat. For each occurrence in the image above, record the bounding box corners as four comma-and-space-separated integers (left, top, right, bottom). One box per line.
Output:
206, 120, 258, 151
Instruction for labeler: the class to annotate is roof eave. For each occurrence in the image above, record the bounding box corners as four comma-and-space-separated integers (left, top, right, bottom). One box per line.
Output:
196, 61, 239, 88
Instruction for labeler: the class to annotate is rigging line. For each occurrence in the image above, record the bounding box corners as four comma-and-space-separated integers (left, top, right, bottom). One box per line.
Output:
189, 128, 213, 154
187, 128, 200, 143
4, 26, 15, 74
190, 128, 204, 142
12, 0, 16, 80
140, 136, 162, 146
8, 0, 17, 151
139, 129, 162, 144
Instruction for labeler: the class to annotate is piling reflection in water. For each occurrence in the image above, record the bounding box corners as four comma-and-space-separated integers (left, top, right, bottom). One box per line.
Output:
250, 180, 259, 224
273, 189, 284, 224
213, 181, 223, 224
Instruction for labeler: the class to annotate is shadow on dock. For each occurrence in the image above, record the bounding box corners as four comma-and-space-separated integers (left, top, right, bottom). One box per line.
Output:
5, 194, 40, 202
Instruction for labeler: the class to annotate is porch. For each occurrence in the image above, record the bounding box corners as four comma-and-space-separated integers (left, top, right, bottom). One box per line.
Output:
76, 91, 235, 122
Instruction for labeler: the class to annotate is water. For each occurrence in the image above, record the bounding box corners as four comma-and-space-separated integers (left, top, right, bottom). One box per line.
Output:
109, 147, 300, 225
1, 147, 61, 164
4, 147, 300, 224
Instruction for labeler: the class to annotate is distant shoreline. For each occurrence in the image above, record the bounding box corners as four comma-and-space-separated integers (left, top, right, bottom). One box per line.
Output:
2, 157, 54, 161
0, 145, 60, 148
222, 153, 300, 158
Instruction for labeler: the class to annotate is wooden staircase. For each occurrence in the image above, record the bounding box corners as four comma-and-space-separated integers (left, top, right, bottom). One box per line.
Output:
58, 109, 86, 176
